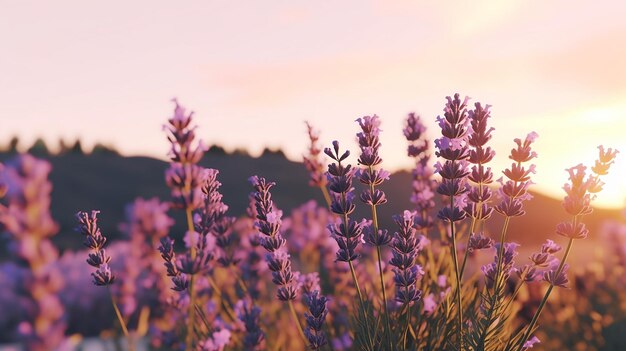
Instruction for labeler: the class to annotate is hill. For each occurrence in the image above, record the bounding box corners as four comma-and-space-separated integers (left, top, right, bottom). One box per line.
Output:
0, 150, 619, 257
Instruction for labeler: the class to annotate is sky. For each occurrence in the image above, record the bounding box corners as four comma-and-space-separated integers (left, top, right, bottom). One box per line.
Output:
1, 1, 625, 208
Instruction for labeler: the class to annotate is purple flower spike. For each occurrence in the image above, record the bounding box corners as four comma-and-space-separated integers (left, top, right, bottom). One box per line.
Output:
523, 336, 541, 350
158, 237, 190, 292
76, 210, 115, 286
250, 176, 299, 301
324, 141, 363, 262
435, 94, 471, 224
235, 299, 265, 350
304, 291, 329, 350
355, 115, 390, 246
543, 264, 569, 288
482, 242, 520, 286
303, 121, 328, 188
403, 113, 436, 230
195, 169, 237, 267
0, 155, 66, 350
389, 210, 425, 305
468, 233, 494, 252
163, 100, 206, 211
464, 103, 496, 222
494, 132, 539, 218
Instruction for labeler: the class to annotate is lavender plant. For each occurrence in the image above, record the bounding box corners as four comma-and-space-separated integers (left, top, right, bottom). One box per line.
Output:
1, 94, 616, 351
76, 210, 134, 350
0, 155, 67, 351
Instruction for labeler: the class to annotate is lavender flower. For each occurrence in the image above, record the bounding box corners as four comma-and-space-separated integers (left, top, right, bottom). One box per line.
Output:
197, 329, 231, 351
250, 176, 298, 301
0, 155, 66, 350
324, 141, 364, 262
465, 102, 495, 223
356, 115, 392, 246
177, 231, 215, 276
482, 242, 520, 286
389, 210, 424, 305
543, 263, 569, 288
76, 210, 115, 286
467, 232, 494, 252
303, 121, 328, 189
435, 94, 471, 223
517, 240, 562, 282
118, 197, 175, 317
235, 299, 265, 350
195, 169, 237, 266
158, 236, 189, 292
523, 336, 541, 350
164, 99, 206, 210
403, 113, 436, 230
304, 291, 329, 350
494, 132, 538, 217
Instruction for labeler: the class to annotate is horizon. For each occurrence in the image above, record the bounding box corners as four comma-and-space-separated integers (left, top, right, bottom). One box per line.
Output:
1, 1, 625, 208
1, 137, 622, 212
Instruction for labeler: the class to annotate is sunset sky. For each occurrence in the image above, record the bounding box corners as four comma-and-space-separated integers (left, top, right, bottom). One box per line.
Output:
1, 1, 625, 208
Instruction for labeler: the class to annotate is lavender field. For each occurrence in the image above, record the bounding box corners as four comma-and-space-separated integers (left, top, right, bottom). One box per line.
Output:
0, 96, 624, 350
2, 2, 626, 350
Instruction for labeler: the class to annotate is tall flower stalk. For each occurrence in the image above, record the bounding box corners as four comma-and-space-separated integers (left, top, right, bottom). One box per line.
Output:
163, 99, 206, 349
403, 113, 436, 231
324, 141, 374, 349
304, 291, 329, 350
514, 146, 619, 350
435, 94, 471, 347
249, 176, 307, 346
389, 210, 425, 347
460, 103, 495, 278
355, 115, 392, 347
0, 155, 66, 351
304, 121, 331, 207
472, 132, 538, 350
76, 210, 134, 351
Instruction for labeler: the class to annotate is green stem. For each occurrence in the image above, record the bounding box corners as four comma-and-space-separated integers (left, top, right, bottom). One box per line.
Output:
403, 303, 412, 350
108, 288, 134, 351
338, 186, 374, 349
320, 185, 332, 208
349, 260, 374, 350
185, 208, 196, 350
450, 219, 463, 350
289, 300, 309, 349
458, 217, 476, 281
207, 277, 238, 322
366, 166, 392, 350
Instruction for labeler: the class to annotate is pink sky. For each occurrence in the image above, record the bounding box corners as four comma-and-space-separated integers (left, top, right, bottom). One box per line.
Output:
1, 1, 625, 207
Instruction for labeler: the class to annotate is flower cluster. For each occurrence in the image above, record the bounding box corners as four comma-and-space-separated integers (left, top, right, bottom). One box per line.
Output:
303, 121, 328, 189
164, 99, 206, 210
324, 141, 364, 262
435, 94, 471, 223
235, 299, 265, 350
118, 197, 175, 317
0, 155, 66, 350
356, 115, 391, 246
403, 113, 436, 229
389, 211, 425, 305
195, 169, 237, 267
304, 291, 329, 350
158, 237, 188, 292
250, 176, 298, 301
494, 132, 538, 217
517, 239, 562, 283
76, 210, 115, 286
482, 242, 520, 286
465, 103, 495, 224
